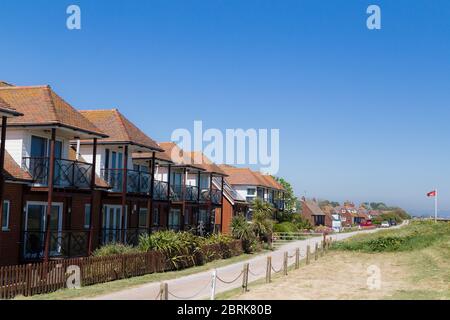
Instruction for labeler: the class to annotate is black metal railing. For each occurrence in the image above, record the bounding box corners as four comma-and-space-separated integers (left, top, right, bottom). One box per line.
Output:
185, 185, 199, 202
101, 169, 151, 194
153, 180, 169, 200
22, 230, 89, 261
200, 188, 210, 202
170, 185, 183, 201
210, 188, 222, 205
22, 157, 93, 189
99, 228, 148, 246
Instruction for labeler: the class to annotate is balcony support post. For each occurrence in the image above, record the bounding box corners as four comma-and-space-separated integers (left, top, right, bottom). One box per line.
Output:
0, 116, 8, 230
121, 145, 128, 243
197, 172, 201, 202
43, 128, 56, 262
209, 173, 213, 234
220, 176, 224, 233
88, 138, 97, 255
181, 167, 186, 231
147, 152, 156, 234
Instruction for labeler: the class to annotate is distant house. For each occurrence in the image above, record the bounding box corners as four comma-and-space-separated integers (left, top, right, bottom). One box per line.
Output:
302, 199, 329, 227
218, 165, 286, 219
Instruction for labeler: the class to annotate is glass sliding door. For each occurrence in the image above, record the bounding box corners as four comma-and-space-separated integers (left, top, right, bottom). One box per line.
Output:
168, 209, 181, 231
23, 202, 63, 259
102, 205, 126, 244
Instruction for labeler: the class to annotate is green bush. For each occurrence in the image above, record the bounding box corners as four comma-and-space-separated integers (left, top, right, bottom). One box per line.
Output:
92, 243, 140, 257
273, 222, 299, 233
334, 221, 450, 252
231, 215, 259, 253
138, 230, 199, 269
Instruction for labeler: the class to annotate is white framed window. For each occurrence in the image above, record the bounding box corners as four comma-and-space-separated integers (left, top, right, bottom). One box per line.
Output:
247, 188, 256, 196
84, 204, 91, 229
2, 200, 10, 231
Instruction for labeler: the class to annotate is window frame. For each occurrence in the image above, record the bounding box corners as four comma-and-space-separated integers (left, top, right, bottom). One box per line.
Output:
2, 200, 10, 231
84, 204, 91, 229
138, 208, 148, 228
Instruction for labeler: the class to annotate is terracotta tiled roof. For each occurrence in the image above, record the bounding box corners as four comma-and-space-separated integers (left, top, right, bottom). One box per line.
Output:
267, 176, 285, 190
0, 86, 106, 137
132, 149, 173, 164
218, 165, 284, 190
303, 200, 326, 216
0, 96, 23, 116
158, 142, 204, 171
3, 151, 32, 182
79, 109, 162, 151
187, 151, 226, 175
219, 165, 264, 187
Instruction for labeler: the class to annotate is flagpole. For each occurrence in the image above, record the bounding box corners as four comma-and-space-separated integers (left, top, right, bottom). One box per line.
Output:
435, 188, 438, 223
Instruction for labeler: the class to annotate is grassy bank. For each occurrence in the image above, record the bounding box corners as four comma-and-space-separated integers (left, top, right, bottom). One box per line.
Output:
333, 221, 450, 252
223, 221, 450, 300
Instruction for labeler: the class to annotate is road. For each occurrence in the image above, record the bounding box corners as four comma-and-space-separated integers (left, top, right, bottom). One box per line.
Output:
91, 223, 406, 300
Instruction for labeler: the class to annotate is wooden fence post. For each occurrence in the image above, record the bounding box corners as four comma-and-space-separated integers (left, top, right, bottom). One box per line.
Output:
306, 245, 310, 265
160, 282, 168, 300
266, 256, 272, 283
283, 252, 288, 276
295, 248, 300, 269
315, 243, 319, 261
242, 263, 249, 293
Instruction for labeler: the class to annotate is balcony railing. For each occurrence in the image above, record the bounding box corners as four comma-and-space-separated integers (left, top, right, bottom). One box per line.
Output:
99, 228, 148, 246
22, 157, 93, 189
101, 169, 151, 194
170, 185, 183, 201
153, 180, 169, 200
198, 188, 222, 204
22, 230, 89, 261
185, 185, 199, 202
210, 188, 222, 205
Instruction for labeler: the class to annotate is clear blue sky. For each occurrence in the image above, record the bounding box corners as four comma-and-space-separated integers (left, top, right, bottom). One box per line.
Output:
1, 0, 449, 216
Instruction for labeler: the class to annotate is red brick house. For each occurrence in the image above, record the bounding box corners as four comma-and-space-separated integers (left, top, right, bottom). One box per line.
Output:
302, 199, 331, 227
0, 85, 107, 265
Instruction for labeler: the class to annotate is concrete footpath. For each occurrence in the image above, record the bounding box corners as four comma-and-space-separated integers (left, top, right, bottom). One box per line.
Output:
91, 223, 406, 300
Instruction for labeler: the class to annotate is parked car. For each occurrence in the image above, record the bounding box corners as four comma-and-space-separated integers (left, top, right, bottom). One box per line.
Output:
390, 220, 397, 226
360, 220, 373, 227
381, 221, 390, 228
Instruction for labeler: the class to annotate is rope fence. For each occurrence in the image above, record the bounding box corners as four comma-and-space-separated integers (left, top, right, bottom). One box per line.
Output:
156, 235, 335, 300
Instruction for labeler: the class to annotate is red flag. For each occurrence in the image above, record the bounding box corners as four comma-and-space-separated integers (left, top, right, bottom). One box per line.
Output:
427, 190, 437, 197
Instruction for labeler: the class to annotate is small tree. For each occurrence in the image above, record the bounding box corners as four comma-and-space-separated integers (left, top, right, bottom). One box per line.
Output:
231, 214, 256, 253
251, 198, 274, 241
275, 177, 298, 216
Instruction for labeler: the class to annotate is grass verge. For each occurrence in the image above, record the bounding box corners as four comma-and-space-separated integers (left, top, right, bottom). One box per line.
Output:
16, 252, 266, 300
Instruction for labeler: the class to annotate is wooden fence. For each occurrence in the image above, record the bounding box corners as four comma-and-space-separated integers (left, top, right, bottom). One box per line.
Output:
0, 240, 242, 300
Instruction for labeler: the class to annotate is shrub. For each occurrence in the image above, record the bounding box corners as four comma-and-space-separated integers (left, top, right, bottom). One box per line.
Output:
231, 215, 258, 253
251, 198, 274, 241
292, 215, 313, 230
273, 222, 299, 233
138, 231, 198, 269
334, 221, 450, 252
93, 243, 140, 257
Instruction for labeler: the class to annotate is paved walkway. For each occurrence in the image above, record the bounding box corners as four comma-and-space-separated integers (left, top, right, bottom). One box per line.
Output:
91, 223, 406, 300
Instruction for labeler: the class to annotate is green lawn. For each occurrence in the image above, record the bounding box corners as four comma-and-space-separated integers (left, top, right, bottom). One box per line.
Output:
220, 221, 450, 300
16, 251, 266, 300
